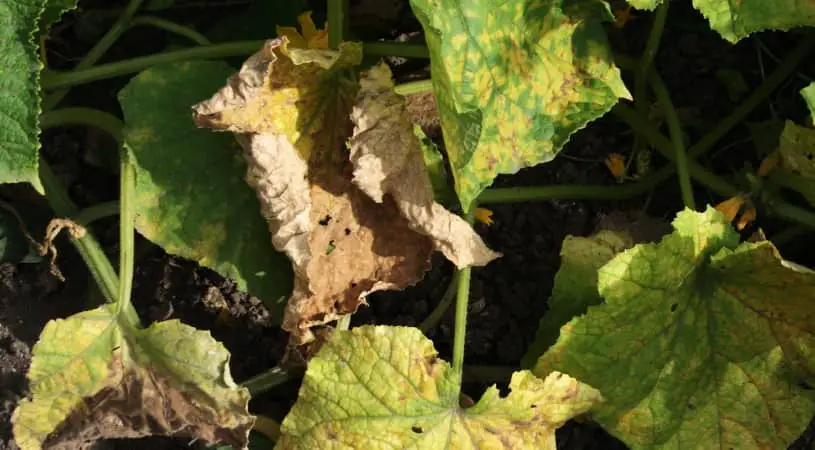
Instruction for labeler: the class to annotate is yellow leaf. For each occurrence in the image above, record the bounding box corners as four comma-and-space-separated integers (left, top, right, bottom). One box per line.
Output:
475, 207, 494, 226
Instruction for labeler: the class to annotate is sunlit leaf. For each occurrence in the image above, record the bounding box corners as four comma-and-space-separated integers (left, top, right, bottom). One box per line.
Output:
409, 0, 630, 211
276, 325, 602, 449
802, 82, 815, 125
533, 207, 815, 449
12, 305, 253, 449
777, 120, 815, 208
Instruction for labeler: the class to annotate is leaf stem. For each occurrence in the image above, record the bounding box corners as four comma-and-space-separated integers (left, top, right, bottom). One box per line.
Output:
395, 79, 433, 96
129, 16, 211, 46
117, 149, 140, 327
327, 0, 348, 49
74, 201, 120, 225
241, 365, 295, 396
635, 72, 696, 209
419, 271, 459, 333
42, 0, 146, 111
452, 211, 474, 388
40, 107, 125, 143
41, 40, 265, 90
362, 42, 429, 59
252, 415, 281, 443
38, 161, 120, 303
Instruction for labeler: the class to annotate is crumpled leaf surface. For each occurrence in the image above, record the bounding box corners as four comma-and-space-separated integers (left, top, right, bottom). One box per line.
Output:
409, 0, 631, 211
533, 207, 815, 449
12, 305, 253, 450
0, 0, 47, 187
192, 38, 498, 345
522, 229, 633, 369
627, 0, 815, 42
275, 325, 602, 449
119, 60, 293, 320
777, 120, 815, 208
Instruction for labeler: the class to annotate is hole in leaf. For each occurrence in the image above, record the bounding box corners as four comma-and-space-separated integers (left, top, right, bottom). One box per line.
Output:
411, 426, 423, 434
344, 228, 351, 235
318, 215, 332, 226
350, 282, 357, 288
325, 240, 336, 255
670, 303, 678, 312
688, 403, 695, 410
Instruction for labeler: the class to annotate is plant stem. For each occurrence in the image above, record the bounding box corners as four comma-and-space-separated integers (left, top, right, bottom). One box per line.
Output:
38, 161, 119, 303
327, 0, 348, 49
42, 41, 265, 90
478, 181, 659, 204
452, 211, 475, 388
336, 314, 351, 331
117, 149, 141, 327
645, 73, 696, 209
768, 200, 815, 230
362, 42, 429, 59
241, 365, 295, 396
130, 16, 211, 45
637, 2, 669, 85
395, 79, 433, 96
252, 415, 281, 443
40, 108, 125, 143
419, 271, 459, 333
42, 0, 145, 111
75, 201, 120, 225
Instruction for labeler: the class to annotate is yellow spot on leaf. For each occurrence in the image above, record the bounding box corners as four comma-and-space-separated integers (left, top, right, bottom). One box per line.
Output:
474, 207, 494, 226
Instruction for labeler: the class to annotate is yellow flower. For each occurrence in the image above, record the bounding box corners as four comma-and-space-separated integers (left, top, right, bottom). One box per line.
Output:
757, 151, 779, 177
474, 207, 494, 226
604, 153, 628, 182
613, 6, 636, 28
276, 11, 329, 50
715, 195, 756, 231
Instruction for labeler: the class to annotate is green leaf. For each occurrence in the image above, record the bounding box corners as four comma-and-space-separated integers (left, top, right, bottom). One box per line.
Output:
626, 0, 659, 10
119, 61, 293, 321
39, 0, 78, 34
12, 305, 253, 449
693, 0, 815, 43
803, 82, 815, 125
408, 0, 630, 211
276, 325, 602, 449
0, 0, 47, 188
777, 120, 815, 207
533, 207, 815, 449
414, 124, 455, 204
521, 229, 633, 369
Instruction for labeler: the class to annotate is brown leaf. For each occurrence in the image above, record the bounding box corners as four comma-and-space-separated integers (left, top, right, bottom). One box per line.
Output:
191, 39, 454, 345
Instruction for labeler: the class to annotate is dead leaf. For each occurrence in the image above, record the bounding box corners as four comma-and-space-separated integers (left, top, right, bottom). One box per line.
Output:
192, 39, 498, 346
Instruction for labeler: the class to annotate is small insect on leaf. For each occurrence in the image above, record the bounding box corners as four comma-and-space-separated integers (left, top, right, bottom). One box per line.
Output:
474, 207, 494, 226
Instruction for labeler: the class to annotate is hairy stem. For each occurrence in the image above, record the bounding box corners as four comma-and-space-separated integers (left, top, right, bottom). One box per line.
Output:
42, 0, 145, 110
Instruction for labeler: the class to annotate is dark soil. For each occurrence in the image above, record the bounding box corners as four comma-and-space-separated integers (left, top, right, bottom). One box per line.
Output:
2, 0, 815, 449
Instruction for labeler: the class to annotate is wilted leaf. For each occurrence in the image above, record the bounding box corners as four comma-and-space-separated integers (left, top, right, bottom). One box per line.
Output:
803, 82, 815, 125
714, 195, 757, 231
12, 305, 253, 449
630, 0, 815, 42
777, 120, 815, 207
533, 207, 815, 449
192, 39, 497, 345
521, 229, 633, 369
409, 0, 631, 211
119, 60, 293, 320
276, 325, 602, 449
0, 0, 47, 188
